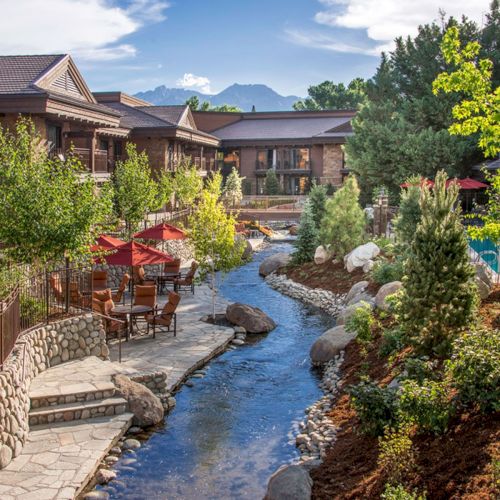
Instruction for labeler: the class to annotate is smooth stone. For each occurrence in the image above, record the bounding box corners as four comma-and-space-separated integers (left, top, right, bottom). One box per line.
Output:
374, 281, 402, 310
265, 464, 312, 500
310, 325, 356, 364
122, 438, 141, 450
96, 468, 117, 485
231, 339, 245, 346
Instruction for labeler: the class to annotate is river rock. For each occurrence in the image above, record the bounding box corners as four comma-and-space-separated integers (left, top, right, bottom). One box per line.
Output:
336, 302, 373, 326
289, 225, 299, 236
0, 445, 12, 469
259, 253, 291, 277
265, 464, 312, 500
375, 281, 402, 310
476, 276, 491, 299
96, 468, 116, 484
314, 245, 331, 265
226, 303, 276, 333
345, 242, 380, 272
363, 259, 375, 273
474, 263, 492, 288
310, 325, 355, 364
122, 438, 141, 450
345, 281, 369, 304
84, 492, 109, 500
113, 375, 164, 427
242, 239, 253, 260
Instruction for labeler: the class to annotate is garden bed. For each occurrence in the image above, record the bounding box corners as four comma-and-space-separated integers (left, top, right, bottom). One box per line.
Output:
310, 293, 500, 499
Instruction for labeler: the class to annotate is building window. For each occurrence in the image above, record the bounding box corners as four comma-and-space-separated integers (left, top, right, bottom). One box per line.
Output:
283, 148, 310, 169
99, 139, 109, 152
256, 149, 274, 169
47, 124, 62, 154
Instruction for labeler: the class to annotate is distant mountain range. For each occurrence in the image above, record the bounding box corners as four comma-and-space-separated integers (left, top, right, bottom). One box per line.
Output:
134, 83, 302, 112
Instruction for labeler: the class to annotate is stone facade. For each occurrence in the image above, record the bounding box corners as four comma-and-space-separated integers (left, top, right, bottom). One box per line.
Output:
0, 314, 108, 469
321, 144, 344, 187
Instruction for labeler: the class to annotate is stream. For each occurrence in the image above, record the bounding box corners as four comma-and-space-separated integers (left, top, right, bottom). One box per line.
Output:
100, 243, 334, 500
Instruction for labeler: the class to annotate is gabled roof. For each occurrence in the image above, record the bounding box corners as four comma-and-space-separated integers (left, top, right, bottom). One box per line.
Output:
102, 101, 173, 129
138, 105, 189, 126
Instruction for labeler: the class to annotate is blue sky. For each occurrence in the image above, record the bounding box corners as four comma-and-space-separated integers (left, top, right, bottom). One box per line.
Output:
1, 0, 492, 97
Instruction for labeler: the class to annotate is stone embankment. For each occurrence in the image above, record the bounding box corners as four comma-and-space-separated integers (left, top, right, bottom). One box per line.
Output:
265, 272, 345, 317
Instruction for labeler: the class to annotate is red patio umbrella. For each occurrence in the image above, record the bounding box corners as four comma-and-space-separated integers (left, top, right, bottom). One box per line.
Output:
133, 223, 186, 241
446, 177, 488, 189
96, 234, 126, 249
103, 241, 174, 266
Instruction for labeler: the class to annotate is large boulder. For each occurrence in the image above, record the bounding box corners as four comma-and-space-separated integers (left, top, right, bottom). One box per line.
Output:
259, 253, 291, 277
345, 242, 380, 273
289, 225, 299, 236
310, 325, 355, 364
475, 276, 491, 299
345, 281, 369, 304
314, 245, 331, 265
474, 263, 492, 288
336, 301, 374, 326
375, 281, 402, 311
265, 464, 312, 500
242, 239, 253, 260
113, 374, 164, 428
226, 303, 276, 333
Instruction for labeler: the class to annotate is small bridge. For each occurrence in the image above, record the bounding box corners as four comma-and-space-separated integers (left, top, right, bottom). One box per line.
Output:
230, 195, 305, 222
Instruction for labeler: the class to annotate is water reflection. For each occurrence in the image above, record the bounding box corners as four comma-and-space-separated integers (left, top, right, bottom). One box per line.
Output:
103, 243, 334, 500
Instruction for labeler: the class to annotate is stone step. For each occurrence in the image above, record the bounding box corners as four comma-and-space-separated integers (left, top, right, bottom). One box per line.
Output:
29, 396, 128, 427
30, 381, 117, 409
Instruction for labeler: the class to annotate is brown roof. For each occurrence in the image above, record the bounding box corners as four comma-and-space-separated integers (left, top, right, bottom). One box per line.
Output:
0, 54, 66, 94
100, 101, 174, 129
137, 105, 188, 126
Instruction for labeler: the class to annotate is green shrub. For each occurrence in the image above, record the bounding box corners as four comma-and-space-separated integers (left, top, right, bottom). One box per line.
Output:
371, 258, 404, 285
242, 178, 253, 195
264, 169, 280, 195
292, 201, 318, 264
372, 236, 395, 256
399, 379, 452, 434
382, 484, 426, 500
378, 423, 415, 486
403, 357, 440, 384
379, 326, 406, 358
349, 380, 399, 436
308, 181, 328, 231
446, 329, 500, 412
345, 301, 375, 345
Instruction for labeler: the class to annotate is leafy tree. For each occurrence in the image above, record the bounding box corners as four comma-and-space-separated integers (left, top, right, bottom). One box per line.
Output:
223, 167, 244, 207
185, 95, 200, 111
154, 170, 174, 210
294, 78, 367, 110
0, 118, 113, 266
308, 181, 328, 231
113, 143, 158, 236
211, 104, 242, 112
185, 96, 242, 113
433, 26, 500, 157
188, 188, 244, 319
205, 170, 223, 198
345, 10, 498, 202
399, 171, 478, 357
393, 176, 423, 248
467, 170, 500, 243
292, 201, 318, 264
319, 176, 366, 258
173, 159, 203, 209
264, 169, 280, 195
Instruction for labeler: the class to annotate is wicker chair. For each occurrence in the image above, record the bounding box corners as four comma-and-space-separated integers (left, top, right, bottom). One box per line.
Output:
173, 262, 198, 294
145, 292, 181, 338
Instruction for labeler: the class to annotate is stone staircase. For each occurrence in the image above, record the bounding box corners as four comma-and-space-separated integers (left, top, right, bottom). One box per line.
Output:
28, 357, 129, 428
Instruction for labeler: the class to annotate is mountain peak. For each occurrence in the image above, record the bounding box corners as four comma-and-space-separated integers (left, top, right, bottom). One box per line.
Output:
134, 83, 301, 111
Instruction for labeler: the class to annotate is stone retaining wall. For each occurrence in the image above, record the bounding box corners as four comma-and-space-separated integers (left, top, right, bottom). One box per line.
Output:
0, 314, 107, 469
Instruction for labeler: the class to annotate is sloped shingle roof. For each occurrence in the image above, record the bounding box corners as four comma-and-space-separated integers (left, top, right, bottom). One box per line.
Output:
138, 105, 187, 126
103, 101, 175, 129
0, 54, 66, 94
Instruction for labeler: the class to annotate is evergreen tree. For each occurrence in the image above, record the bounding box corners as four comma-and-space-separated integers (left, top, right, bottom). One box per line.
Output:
308, 181, 328, 231
292, 201, 318, 264
223, 167, 244, 207
399, 171, 478, 357
319, 176, 366, 258
264, 169, 280, 195
393, 175, 423, 248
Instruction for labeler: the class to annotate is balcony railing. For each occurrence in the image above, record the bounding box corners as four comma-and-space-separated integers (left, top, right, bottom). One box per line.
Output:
255, 161, 311, 172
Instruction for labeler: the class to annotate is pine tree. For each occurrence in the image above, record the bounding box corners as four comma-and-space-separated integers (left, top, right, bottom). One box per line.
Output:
292, 201, 318, 264
308, 181, 328, 231
319, 176, 366, 258
265, 169, 280, 195
393, 175, 422, 248
399, 171, 478, 357
223, 167, 243, 207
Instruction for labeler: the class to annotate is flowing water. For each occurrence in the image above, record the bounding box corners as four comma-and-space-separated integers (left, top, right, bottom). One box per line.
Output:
101, 243, 334, 500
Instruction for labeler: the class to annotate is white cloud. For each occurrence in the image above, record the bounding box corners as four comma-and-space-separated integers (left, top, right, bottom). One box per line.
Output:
290, 0, 491, 56
176, 73, 212, 94
0, 0, 169, 60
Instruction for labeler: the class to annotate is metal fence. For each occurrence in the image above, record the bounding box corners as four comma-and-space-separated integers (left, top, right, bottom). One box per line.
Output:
0, 265, 92, 367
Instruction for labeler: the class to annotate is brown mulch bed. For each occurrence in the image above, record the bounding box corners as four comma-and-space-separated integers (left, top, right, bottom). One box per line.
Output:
309, 293, 500, 499
280, 260, 380, 296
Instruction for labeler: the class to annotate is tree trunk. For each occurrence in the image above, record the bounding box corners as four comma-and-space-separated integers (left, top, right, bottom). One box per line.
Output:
211, 265, 216, 321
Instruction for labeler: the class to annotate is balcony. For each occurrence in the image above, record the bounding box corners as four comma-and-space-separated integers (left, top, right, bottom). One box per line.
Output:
73, 148, 116, 175
255, 160, 312, 175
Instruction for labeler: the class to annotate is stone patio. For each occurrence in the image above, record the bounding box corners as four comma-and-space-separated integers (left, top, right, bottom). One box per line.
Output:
0, 284, 236, 499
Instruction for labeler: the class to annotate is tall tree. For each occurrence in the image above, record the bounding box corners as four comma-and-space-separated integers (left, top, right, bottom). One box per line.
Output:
294, 78, 367, 110
113, 143, 158, 236
0, 118, 113, 265
223, 167, 244, 207
292, 201, 318, 264
188, 188, 244, 319
393, 175, 422, 248
173, 159, 204, 209
308, 181, 328, 231
264, 169, 280, 195
399, 171, 478, 356
345, 9, 499, 202
185, 95, 200, 111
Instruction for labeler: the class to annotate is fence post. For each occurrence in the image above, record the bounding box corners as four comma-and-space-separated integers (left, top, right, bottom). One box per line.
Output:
65, 257, 70, 314
45, 270, 50, 324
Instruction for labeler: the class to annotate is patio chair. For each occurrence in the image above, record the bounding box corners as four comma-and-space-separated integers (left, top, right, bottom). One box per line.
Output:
92, 296, 127, 342
111, 273, 130, 304
173, 262, 198, 294
145, 291, 181, 338
163, 258, 181, 275
132, 285, 157, 327
92, 270, 108, 291
49, 275, 64, 303
132, 265, 155, 288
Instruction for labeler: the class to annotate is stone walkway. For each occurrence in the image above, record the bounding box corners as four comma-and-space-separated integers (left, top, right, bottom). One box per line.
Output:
0, 284, 235, 499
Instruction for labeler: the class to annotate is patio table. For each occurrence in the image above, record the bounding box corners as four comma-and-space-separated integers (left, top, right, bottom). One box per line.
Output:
111, 304, 153, 340
147, 272, 181, 294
